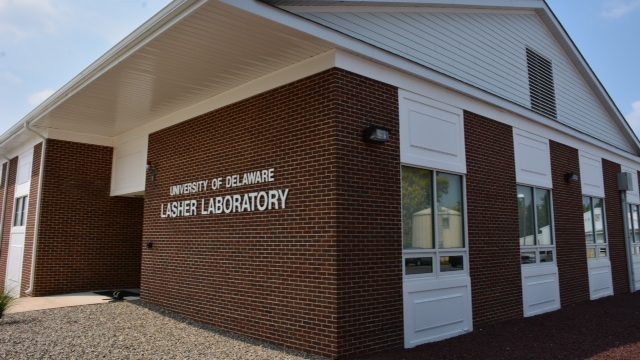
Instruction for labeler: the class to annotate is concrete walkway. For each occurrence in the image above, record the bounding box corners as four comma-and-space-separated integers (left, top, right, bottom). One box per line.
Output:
6, 292, 112, 314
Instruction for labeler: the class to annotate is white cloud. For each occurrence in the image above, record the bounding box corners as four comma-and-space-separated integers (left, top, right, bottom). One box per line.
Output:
603, 0, 640, 19
0, 71, 22, 85
0, 0, 61, 39
28, 89, 54, 107
627, 100, 640, 138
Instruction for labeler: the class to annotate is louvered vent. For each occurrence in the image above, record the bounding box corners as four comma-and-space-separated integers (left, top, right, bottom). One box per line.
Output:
527, 48, 557, 119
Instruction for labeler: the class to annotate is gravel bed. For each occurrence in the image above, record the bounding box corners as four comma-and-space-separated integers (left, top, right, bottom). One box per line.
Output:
360, 292, 640, 360
0, 300, 323, 360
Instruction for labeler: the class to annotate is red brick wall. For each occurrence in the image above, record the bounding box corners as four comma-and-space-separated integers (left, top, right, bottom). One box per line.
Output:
20, 142, 42, 296
143, 69, 401, 358
550, 141, 590, 305
33, 139, 143, 296
464, 111, 523, 325
334, 71, 402, 357
603, 159, 630, 295
0, 160, 14, 293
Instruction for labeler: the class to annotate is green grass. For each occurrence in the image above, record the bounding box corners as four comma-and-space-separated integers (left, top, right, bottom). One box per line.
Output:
0, 292, 15, 319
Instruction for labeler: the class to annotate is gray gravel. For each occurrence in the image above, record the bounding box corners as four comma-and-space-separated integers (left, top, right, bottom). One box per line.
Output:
0, 301, 324, 360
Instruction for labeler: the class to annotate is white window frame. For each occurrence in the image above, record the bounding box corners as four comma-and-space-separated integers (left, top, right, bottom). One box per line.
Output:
628, 203, 640, 257
12, 195, 28, 229
402, 165, 469, 279
583, 196, 609, 260
518, 184, 556, 265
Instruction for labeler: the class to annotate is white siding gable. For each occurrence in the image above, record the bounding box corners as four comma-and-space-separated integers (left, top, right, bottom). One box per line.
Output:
513, 129, 552, 188
287, 7, 635, 152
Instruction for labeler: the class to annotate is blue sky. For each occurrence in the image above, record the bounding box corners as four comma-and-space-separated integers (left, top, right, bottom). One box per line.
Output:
0, 0, 639, 138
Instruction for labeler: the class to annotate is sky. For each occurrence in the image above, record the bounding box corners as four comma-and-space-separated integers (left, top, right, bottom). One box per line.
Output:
0, 0, 639, 138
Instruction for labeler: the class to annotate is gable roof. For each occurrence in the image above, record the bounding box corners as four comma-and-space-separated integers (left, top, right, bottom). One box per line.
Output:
0, 0, 637, 161
258, 0, 640, 154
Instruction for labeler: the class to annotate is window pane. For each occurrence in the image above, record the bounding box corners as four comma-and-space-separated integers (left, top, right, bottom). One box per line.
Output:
633, 205, 640, 244
583, 197, 595, 244
436, 173, 464, 249
540, 250, 553, 263
593, 198, 605, 244
405, 257, 433, 275
535, 189, 553, 245
521, 251, 536, 264
586, 247, 596, 259
518, 186, 535, 246
630, 205, 636, 241
402, 166, 433, 249
440, 256, 464, 272
598, 247, 607, 258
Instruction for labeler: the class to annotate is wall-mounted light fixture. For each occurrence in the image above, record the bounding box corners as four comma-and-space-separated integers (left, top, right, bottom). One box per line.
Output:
146, 161, 157, 184
564, 172, 579, 183
363, 125, 390, 144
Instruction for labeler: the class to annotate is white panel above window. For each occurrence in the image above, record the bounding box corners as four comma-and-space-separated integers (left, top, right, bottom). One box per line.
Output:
16, 149, 33, 186
111, 135, 148, 196
400, 90, 466, 174
579, 151, 604, 198
513, 129, 552, 188
14, 148, 33, 198
622, 166, 639, 204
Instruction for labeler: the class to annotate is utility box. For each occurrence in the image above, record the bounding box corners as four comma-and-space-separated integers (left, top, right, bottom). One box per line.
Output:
618, 172, 634, 191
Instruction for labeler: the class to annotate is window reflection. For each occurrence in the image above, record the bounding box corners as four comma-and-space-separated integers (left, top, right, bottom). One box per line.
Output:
583, 197, 595, 244
521, 252, 536, 264
593, 198, 605, 244
518, 186, 535, 246
536, 189, 553, 245
405, 257, 433, 275
437, 173, 464, 249
440, 256, 464, 272
633, 205, 640, 244
402, 167, 433, 249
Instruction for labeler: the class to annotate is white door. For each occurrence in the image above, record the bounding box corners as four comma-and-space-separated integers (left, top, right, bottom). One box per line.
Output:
518, 186, 561, 317
5, 232, 25, 297
4, 149, 33, 298
627, 204, 640, 292
401, 167, 472, 348
584, 196, 613, 299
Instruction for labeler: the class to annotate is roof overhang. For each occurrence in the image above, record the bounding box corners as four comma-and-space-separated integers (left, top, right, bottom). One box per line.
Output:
0, 0, 332, 154
1, 0, 638, 160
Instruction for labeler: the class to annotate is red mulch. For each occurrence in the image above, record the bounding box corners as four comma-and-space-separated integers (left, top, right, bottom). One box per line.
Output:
358, 292, 640, 360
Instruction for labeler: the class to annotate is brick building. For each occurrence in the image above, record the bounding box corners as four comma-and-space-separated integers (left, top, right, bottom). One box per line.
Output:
0, 1, 639, 358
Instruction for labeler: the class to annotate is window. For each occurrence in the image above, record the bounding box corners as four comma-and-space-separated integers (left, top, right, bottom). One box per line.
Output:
402, 166, 466, 276
584, 196, 607, 259
526, 48, 557, 119
518, 185, 554, 264
13, 195, 27, 227
628, 204, 640, 256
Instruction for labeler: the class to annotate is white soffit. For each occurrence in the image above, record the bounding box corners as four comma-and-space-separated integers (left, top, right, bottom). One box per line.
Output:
579, 150, 604, 198
513, 129, 552, 189
28, 1, 332, 138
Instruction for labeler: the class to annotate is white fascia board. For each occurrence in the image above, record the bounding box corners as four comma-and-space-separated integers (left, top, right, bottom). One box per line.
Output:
333, 50, 640, 170
537, 4, 640, 153
237, 0, 640, 155
0, 0, 208, 152
270, 0, 543, 9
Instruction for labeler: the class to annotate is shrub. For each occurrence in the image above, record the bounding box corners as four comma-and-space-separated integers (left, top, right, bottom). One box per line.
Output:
0, 292, 14, 319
